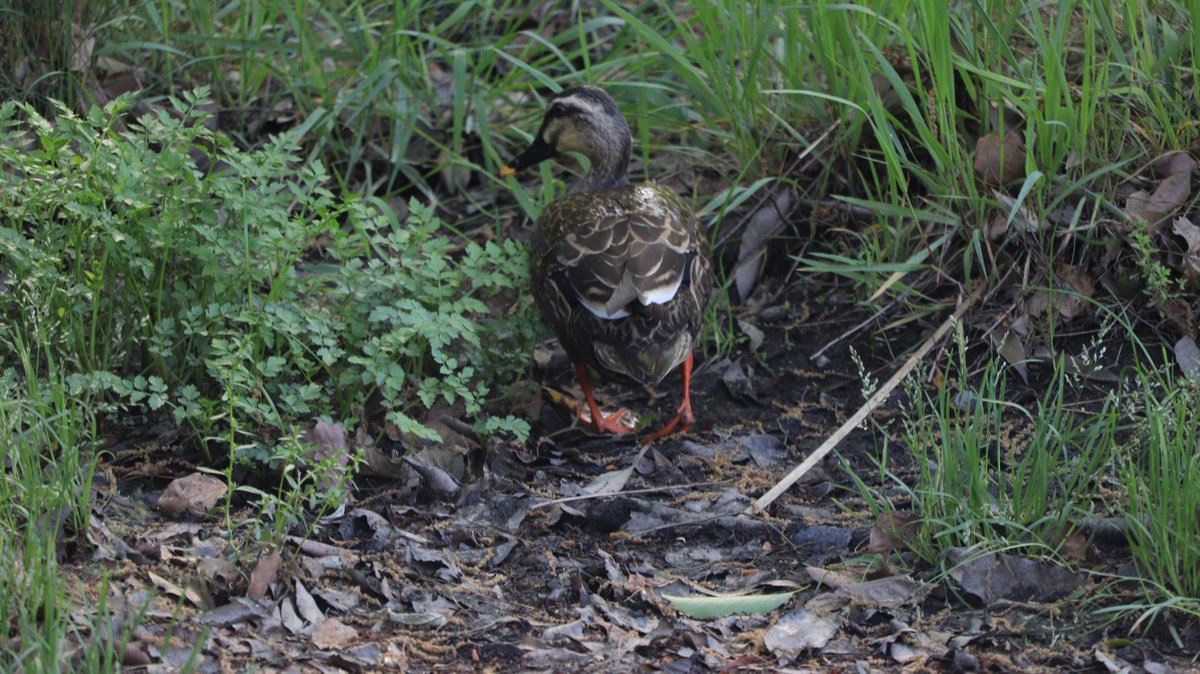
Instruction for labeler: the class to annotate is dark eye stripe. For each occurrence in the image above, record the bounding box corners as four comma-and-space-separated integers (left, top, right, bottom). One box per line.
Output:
549, 103, 580, 118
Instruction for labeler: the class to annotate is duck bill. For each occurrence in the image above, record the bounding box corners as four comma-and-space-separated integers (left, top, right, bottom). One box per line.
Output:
501, 135, 555, 177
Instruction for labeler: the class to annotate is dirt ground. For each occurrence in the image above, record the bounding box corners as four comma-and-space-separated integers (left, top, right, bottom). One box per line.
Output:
74, 266, 1200, 674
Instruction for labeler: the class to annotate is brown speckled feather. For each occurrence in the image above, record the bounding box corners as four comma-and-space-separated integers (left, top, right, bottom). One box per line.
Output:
531, 183, 712, 386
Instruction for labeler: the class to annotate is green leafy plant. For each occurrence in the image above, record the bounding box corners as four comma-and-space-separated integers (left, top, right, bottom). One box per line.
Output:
1128, 223, 1183, 307
2, 89, 539, 667
1, 91, 535, 465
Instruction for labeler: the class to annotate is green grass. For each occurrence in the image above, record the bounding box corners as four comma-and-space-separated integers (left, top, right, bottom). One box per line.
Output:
846, 333, 1119, 562
2, 0, 1200, 669
1110, 366, 1200, 630
0, 336, 103, 670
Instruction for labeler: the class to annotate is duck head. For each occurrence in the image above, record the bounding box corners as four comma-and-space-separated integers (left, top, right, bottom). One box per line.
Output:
501, 86, 633, 191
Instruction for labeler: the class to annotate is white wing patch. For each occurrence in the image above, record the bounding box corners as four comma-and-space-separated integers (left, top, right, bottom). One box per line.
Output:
637, 276, 683, 305
580, 297, 631, 320
577, 273, 682, 320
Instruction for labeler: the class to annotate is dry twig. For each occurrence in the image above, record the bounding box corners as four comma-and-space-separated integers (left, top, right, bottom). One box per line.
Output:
746, 282, 987, 515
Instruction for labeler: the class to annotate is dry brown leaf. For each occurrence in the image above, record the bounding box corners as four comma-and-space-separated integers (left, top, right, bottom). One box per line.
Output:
1027, 266, 1094, 321
311, 617, 358, 649
248, 551, 283, 599
986, 213, 1009, 241
1062, 267, 1096, 318
867, 510, 921, 555
1126, 152, 1197, 227
295, 579, 324, 625
974, 131, 1025, 185
355, 425, 406, 479
199, 557, 240, 592
948, 548, 1085, 603
738, 317, 765, 352
157, 473, 227, 518
993, 191, 1047, 233
1160, 298, 1196, 336
302, 420, 351, 492
731, 188, 795, 303
404, 447, 467, 497
1022, 265, 1099, 326
763, 609, 840, 656
121, 641, 152, 667
1056, 530, 1088, 564
991, 314, 1031, 384
1175, 336, 1200, 378
805, 566, 918, 608
147, 571, 185, 599
1156, 150, 1196, 177
1172, 217, 1200, 281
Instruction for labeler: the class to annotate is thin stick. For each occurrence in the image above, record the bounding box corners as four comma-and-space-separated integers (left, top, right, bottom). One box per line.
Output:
529, 480, 731, 510
810, 294, 902, 362
746, 282, 986, 515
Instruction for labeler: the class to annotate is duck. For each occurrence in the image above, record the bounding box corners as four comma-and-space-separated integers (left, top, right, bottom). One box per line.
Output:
500, 85, 713, 443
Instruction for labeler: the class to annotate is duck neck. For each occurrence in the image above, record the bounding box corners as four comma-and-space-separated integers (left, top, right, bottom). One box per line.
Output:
574, 130, 632, 192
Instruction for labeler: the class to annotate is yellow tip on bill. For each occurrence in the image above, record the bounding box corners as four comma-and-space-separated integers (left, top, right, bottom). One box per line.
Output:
499, 166, 517, 178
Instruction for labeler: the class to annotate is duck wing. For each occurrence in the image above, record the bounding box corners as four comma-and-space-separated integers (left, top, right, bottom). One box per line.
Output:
540, 185, 697, 321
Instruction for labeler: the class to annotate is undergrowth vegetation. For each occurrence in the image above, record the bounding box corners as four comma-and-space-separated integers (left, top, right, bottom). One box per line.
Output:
2, 0, 1200, 670
1, 91, 533, 453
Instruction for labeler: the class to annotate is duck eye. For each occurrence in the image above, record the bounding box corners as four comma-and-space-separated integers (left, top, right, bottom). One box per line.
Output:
548, 104, 567, 118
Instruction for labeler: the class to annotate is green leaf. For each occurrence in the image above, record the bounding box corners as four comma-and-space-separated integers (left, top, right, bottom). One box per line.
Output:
662, 591, 796, 618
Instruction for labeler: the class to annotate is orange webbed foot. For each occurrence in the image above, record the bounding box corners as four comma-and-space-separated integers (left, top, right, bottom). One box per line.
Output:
573, 363, 636, 435
577, 406, 637, 434
640, 401, 694, 444
640, 353, 697, 444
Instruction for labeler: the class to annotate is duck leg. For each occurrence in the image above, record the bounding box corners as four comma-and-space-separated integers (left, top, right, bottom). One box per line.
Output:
574, 363, 635, 434
641, 353, 695, 444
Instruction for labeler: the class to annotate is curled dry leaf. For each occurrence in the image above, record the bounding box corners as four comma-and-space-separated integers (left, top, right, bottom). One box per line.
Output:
1156, 151, 1196, 180
947, 548, 1086, 603
805, 566, 919, 608
986, 213, 1009, 241
731, 187, 795, 303
311, 617, 358, 649
303, 420, 351, 492
867, 510, 921, 555
990, 313, 1031, 385
1027, 266, 1095, 321
762, 609, 840, 656
993, 191, 1048, 234
157, 473, 227, 518
973, 130, 1025, 186
1171, 217, 1200, 282
1126, 152, 1196, 227
294, 578, 323, 625
248, 551, 283, 599
737, 317, 766, 352
1159, 298, 1196, 337
720, 357, 762, 403
355, 425, 406, 479
1175, 336, 1200, 378
121, 641, 153, 667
